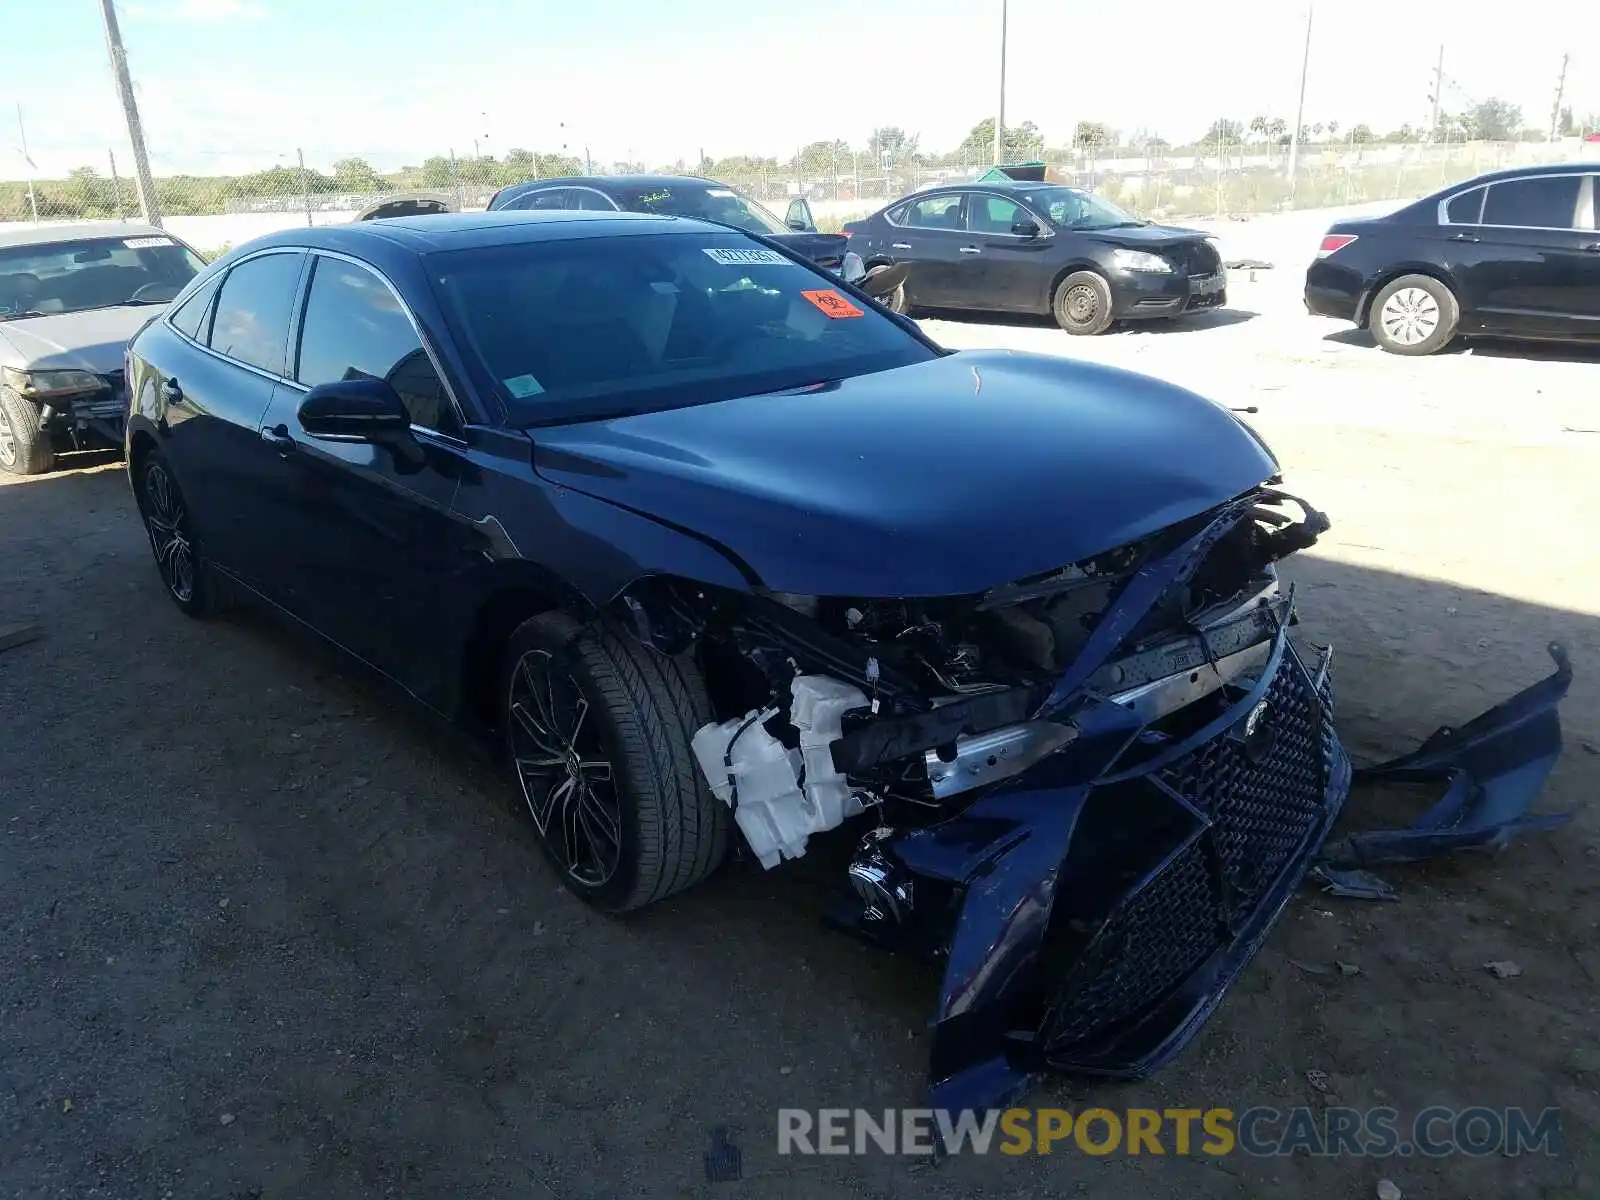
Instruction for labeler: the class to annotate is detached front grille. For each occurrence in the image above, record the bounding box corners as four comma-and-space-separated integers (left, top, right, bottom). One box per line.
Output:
1040, 651, 1332, 1060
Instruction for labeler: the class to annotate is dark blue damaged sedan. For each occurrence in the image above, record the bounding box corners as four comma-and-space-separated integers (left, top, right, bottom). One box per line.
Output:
121, 209, 1353, 1112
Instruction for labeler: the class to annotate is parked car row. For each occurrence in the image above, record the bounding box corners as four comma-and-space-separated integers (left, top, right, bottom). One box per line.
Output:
3, 160, 1598, 478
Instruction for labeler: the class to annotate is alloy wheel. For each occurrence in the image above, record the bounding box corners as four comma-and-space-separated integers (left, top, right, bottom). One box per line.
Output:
508, 649, 623, 887
1378, 287, 1440, 347
141, 461, 196, 603
0, 406, 15, 468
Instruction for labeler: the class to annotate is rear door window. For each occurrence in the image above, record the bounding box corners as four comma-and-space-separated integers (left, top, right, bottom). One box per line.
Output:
570, 189, 616, 211
1481, 176, 1582, 229
207, 252, 305, 374
514, 189, 571, 211
903, 194, 965, 230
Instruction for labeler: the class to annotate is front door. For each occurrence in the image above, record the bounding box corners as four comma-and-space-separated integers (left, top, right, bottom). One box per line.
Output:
1467, 173, 1593, 339
889, 192, 970, 309
254, 253, 479, 706
945, 191, 1057, 312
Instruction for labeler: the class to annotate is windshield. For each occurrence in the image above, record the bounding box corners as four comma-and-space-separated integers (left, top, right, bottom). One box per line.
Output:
1027, 187, 1145, 231
428, 231, 934, 425
616, 184, 789, 235
0, 234, 205, 320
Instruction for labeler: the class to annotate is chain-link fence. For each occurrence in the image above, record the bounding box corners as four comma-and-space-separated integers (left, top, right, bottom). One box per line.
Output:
2, 134, 1586, 252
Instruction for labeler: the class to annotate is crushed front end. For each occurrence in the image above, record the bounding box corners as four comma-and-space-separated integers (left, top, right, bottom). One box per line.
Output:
628, 478, 1561, 1113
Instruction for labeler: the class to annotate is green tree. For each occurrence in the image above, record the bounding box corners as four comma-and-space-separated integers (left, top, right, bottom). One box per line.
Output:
1072, 121, 1112, 150
957, 117, 1043, 162
419, 156, 456, 188
332, 157, 385, 193
1349, 124, 1375, 144
1202, 118, 1243, 150
1467, 98, 1522, 141
868, 126, 919, 164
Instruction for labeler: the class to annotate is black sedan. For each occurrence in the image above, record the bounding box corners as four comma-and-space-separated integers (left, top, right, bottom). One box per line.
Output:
1305, 162, 1600, 355
487, 173, 848, 271
841, 181, 1226, 332
123, 209, 1349, 1112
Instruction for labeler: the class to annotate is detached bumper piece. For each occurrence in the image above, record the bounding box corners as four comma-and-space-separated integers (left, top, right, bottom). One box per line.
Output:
1321, 641, 1574, 867
886, 629, 1352, 1115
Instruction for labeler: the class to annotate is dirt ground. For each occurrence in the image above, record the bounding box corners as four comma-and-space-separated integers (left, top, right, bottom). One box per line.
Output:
3, 283, 1599, 1198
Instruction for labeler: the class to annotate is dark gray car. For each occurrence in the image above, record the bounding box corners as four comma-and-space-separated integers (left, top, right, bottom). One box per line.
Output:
0, 223, 207, 474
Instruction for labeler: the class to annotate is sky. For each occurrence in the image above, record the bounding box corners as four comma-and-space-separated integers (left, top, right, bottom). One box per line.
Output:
3, 0, 1597, 178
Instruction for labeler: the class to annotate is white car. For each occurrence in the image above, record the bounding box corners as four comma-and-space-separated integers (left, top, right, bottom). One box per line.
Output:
0, 222, 207, 474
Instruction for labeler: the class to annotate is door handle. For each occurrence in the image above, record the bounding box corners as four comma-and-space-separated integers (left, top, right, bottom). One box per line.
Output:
260, 423, 295, 454
162, 378, 185, 404
891, 242, 912, 251
958, 246, 981, 254
1449, 232, 1480, 242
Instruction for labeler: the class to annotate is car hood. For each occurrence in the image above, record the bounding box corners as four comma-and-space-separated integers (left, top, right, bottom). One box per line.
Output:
531, 350, 1277, 597
0, 305, 164, 373
1088, 223, 1209, 248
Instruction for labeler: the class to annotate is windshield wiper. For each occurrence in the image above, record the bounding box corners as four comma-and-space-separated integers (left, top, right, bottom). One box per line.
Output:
0, 310, 48, 322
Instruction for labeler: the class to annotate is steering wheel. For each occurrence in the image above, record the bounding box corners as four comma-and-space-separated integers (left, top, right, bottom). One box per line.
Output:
130, 281, 181, 303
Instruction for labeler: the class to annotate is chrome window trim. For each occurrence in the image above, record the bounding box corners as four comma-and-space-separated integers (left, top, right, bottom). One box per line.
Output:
294, 249, 471, 438
1438, 172, 1590, 231
163, 247, 308, 380
505, 184, 619, 212
884, 190, 967, 230
563, 185, 621, 211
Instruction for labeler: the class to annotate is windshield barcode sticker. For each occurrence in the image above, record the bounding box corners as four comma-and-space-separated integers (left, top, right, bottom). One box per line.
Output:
703, 248, 792, 267
123, 236, 173, 249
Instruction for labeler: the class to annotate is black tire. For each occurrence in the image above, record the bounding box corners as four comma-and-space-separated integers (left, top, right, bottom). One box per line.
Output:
1052, 270, 1116, 336
133, 449, 216, 617
865, 267, 908, 315
0, 386, 54, 476
501, 611, 731, 912
1367, 274, 1459, 356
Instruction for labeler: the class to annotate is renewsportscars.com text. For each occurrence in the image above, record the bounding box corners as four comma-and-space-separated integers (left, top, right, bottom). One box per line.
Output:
776, 1106, 1562, 1157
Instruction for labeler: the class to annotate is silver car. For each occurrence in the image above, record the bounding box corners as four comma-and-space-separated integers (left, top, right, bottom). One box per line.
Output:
1, 223, 207, 475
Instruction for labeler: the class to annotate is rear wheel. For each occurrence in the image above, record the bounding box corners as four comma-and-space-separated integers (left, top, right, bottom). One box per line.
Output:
1368, 274, 1458, 356
0, 387, 54, 476
501, 612, 731, 913
1052, 271, 1115, 336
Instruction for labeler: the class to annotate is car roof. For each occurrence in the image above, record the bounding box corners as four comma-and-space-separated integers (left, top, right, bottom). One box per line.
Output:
493, 174, 728, 206
231, 209, 721, 257
1440, 160, 1600, 189
0, 221, 170, 249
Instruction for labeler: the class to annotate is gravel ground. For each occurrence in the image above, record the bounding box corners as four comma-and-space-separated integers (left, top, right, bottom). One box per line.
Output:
3, 255, 1599, 1198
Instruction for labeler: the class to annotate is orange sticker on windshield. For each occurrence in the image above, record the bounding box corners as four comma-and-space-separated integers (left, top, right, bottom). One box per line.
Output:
801, 289, 864, 319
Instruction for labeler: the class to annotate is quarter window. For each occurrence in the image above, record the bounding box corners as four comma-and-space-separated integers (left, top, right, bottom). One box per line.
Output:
169, 274, 221, 341
208, 252, 304, 374
514, 189, 571, 211
570, 189, 615, 211
1481, 176, 1581, 229
904, 194, 965, 229
1443, 187, 1484, 225
296, 256, 457, 435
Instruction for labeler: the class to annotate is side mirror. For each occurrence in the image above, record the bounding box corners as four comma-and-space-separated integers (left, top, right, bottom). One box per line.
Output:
1011, 218, 1042, 237
840, 251, 866, 284
297, 378, 411, 441
785, 196, 816, 232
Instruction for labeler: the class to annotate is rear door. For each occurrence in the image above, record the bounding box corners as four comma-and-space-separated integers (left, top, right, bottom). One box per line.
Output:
252, 252, 477, 701
157, 249, 308, 586
887, 192, 969, 308
944, 191, 1057, 312
1465, 173, 1592, 337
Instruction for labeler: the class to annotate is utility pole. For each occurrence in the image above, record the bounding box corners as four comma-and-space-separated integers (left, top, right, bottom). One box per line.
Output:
97, 0, 162, 227
993, 0, 1008, 165
1549, 52, 1569, 142
15, 105, 40, 223
1285, 6, 1313, 195
1428, 44, 1444, 139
